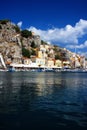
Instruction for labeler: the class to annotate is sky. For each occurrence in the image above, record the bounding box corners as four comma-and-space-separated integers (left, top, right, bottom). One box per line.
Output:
0, 0, 87, 57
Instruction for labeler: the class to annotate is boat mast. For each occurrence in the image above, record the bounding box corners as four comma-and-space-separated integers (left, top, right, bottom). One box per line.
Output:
74, 46, 76, 69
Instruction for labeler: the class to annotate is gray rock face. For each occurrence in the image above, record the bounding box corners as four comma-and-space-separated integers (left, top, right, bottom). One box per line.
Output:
33, 35, 41, 46
0, 20, 41, 65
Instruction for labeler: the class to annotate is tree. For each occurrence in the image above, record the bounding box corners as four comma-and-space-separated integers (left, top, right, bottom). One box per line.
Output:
31, 49, 36, 56
0, 25, 2, 29
21, 30, 32, 38
22, 47, 31, 58
0, 19, 10, 24
55, 54, 61, 60
41, 40, 47, 45
31, 41, 37, 48
13, 25, 20, 33
53, 45, 59, 52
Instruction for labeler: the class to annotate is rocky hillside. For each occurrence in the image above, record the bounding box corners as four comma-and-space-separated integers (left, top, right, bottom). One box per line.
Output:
0, 20, 41, 64
0, 19, 74, 67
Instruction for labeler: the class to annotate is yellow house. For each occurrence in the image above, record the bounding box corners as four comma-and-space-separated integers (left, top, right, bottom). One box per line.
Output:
38, 51, 43, 58
55, 60, 62, 67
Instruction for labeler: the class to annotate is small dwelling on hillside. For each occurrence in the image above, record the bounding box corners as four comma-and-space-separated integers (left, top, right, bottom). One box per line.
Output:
55, 60, 62, 68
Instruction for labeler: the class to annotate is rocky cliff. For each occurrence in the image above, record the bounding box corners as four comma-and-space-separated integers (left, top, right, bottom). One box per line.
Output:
0, 20, 41, 65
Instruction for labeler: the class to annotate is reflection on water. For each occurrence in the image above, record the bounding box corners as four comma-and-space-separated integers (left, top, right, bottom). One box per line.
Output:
0, 72, 87, 129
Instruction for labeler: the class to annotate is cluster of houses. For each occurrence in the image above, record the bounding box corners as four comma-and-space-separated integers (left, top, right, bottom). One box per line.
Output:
0, 33, 87, 71
0, 21, 86, 71
8, 44, 87, 71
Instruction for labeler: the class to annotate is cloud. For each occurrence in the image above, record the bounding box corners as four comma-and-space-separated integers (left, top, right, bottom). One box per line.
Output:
28, 19, 87, 57
65, 40, 87, 57
17, 21, 23, 28
77, 41, 87, 49
66, 40, 87, 49
28, 19, 87, 45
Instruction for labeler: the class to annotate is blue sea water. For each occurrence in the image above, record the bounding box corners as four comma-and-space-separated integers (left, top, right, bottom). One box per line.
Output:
0, 71, 87, 130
